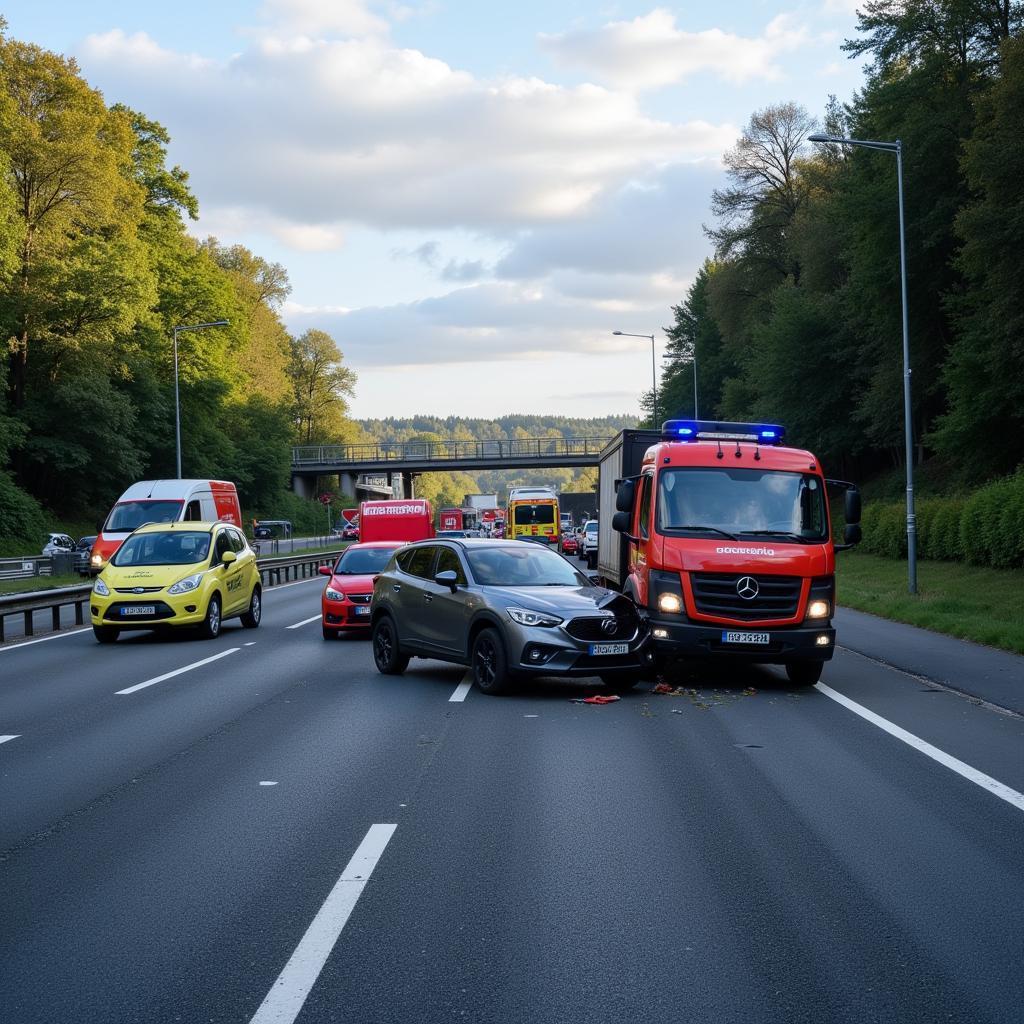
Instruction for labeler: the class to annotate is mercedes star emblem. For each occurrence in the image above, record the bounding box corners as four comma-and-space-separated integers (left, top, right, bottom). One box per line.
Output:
736, 576, 759, 600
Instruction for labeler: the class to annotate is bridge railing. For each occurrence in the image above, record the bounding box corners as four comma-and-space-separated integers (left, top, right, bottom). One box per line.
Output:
292, 436, 613, 465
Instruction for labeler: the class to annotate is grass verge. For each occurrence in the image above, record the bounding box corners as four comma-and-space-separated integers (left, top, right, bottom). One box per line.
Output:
0, 574, 88, 596
837, 551, 1024, 655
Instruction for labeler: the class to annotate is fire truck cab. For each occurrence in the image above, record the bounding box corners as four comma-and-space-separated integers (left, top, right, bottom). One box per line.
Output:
611, 420, 861, 686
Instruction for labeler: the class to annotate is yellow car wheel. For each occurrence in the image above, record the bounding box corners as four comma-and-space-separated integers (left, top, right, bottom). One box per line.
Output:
241, 587, 261, 629
199, 594, 222, 640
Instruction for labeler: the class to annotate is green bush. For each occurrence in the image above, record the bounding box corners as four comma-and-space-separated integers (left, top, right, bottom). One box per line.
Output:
859, 470, 1023, 569
0, 473, 49, 555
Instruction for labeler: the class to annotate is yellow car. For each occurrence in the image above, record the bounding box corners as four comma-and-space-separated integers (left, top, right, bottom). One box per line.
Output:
90, 521, 261, 643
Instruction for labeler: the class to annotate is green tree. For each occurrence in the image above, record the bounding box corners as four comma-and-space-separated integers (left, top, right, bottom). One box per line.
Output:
289, 328, 357, 444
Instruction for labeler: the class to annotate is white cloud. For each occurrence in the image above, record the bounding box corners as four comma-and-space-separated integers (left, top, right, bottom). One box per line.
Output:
79, 29, 734, 245
540, 8, 812, 91
258, 0, 390, 37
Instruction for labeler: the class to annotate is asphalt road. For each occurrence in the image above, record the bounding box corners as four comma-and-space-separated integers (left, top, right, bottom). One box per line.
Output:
1, 576, 1021, 1023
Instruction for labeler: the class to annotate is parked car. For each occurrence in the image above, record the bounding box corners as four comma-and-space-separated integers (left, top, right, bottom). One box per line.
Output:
370, 538, 652, 695
320, 541, 404, 639
90, 521, 261, 643
254, 525, 274, 539
42, 532, 76, 556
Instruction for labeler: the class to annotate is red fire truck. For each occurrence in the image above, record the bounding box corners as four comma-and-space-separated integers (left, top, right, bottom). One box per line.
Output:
602, 421, 861, 685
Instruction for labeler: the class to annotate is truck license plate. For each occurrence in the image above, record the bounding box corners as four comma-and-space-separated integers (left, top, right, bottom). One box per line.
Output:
122, 605, 156, 616
722, 631, 769, 645
588, 642, 629, 656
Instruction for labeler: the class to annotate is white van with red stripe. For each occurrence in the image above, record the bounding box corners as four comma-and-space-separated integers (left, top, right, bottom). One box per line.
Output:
89, 479, 242, 574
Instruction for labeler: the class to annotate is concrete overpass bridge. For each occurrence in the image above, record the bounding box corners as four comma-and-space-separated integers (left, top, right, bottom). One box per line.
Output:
291, 436, 612, 499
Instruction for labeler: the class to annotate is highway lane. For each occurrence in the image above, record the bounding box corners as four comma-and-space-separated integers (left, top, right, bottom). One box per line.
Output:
1, 578, 1022, 1023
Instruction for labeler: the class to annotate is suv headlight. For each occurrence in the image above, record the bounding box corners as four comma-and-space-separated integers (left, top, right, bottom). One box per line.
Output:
93, 577, 110, 597
168, 572, 204, 596
507, 607, 562, 627
325, 587, 344, 601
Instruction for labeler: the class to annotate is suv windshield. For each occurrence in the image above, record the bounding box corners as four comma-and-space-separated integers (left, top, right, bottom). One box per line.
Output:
105, 500, 183, 533
656, 468, 828, 542
467, 545, 588, 587
112, 531, 211, 567
333, 546, 397, 575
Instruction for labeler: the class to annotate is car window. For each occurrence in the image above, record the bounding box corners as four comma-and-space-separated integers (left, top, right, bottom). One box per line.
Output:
228, 529, 247, 553
638, 475, 652, 539
214, 531, 232, 560
112, 531, 211, 566
434, 546, 467, 584
398, 545, 437, 580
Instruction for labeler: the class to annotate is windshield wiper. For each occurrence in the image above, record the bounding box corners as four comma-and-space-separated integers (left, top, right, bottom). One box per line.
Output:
668, 525, 738, 541
739, 530, 808, 544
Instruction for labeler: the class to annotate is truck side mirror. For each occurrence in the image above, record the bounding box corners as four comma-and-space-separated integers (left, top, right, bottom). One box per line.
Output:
612, 511, 629, 533
615, 479, 635, 513
843, 523, 862, 546
844, 489, 862, 525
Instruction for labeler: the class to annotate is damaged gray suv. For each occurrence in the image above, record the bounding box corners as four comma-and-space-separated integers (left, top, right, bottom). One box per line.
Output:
371, 538, 652, 695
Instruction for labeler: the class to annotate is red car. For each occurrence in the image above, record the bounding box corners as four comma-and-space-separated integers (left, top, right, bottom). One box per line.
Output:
320, 541, 403, 639
561, 533, 579, 555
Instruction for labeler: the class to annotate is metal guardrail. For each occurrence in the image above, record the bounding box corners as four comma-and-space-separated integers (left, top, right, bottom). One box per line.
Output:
0, 552, 90, 582
292, 436, 614, 465
0, 549, 344, 643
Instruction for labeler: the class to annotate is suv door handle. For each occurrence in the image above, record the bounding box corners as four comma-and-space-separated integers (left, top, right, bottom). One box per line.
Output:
392, 584, 401, 592
424, 594, 433, 602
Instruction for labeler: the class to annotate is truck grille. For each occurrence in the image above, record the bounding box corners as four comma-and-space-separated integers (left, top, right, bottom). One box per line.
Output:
690, 573, 801, 622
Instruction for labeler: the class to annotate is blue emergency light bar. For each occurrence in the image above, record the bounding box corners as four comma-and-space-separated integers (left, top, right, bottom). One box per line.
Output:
661, 419, 786, 445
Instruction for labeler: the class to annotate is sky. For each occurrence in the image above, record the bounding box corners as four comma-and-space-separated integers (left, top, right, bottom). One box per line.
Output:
5, 0, 867, 419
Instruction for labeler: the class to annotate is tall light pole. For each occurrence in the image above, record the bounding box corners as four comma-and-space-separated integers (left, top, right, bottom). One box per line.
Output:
612, 330, 658, 426
808, 132, 916, 594
172, 320, 230, 479
662, 347, 698, 418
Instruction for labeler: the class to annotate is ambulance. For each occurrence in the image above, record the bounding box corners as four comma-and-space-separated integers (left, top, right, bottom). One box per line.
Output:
89, 479, 242, 574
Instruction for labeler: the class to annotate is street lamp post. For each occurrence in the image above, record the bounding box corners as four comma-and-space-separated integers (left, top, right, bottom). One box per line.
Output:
808, 132, 917, 595
172, 320, 230, 479
612, 330, 658, 426
662, 348, 699, 418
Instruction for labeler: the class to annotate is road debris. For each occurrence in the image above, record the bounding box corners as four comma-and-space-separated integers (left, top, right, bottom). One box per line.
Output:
570, 694, 621, 705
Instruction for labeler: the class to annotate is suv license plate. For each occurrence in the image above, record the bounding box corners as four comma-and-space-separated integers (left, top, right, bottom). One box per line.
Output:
123, 605, 156, 616
722, 631, 769, 645
589, 642, 629, 656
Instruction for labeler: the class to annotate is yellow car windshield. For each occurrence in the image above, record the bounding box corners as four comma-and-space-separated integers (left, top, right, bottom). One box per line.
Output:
113, 532, 211, 567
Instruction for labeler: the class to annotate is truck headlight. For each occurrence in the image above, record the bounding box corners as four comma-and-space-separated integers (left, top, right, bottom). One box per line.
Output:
657, 592, 683, 614
168, 572, 204, 595
507, 607, 562, 627
93, 578, 110, 597
807, 599, 830, 619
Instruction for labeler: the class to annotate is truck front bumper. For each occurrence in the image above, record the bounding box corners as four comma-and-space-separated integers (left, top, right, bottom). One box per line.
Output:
648, 618, 835, 664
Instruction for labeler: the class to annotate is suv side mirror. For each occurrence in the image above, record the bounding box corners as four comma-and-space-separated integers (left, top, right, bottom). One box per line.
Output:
434, 569, 459, 592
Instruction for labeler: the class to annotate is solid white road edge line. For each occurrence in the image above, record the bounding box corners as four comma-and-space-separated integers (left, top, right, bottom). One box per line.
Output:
0, 734, 20, 744
249, 823, 398, 1024
116, 648, 241, 695
0, 627, 92, 653
286, 614, 322, 630
815, 682, 1024, 812
449, 671, 473, 702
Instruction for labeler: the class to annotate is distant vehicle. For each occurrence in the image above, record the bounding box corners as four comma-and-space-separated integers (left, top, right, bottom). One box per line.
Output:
319, 541, 404, 639
507, 486, 559, 545
90, 521, 261, 643
370, 538, 653, 694
439, 507, 464, 531
358, 499, 435, 544
75, 535, 98, 575
437, 529, 469, 538
580, 520, 599, 567
561, 532, 579, 555
42, 532, 75, 556
91, 480, 242, 575
341, 524, 360, 540
254, 519, 291, 541
560, 511, 572, 532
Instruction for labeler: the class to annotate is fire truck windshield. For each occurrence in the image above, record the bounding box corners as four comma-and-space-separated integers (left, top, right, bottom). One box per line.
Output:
656, 468, 828, 543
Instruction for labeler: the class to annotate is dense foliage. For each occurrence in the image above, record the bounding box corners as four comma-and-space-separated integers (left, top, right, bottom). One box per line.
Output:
0, 23, 357, 547
651, 2, 1024, 491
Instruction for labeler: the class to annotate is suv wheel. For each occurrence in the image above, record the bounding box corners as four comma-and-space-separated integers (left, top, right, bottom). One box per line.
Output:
372, 617, 409, 675
472, 627, 512, 695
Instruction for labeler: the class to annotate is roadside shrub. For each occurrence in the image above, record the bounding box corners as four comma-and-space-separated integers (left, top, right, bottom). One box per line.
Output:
962, 471, 1024, 569
0, 473, 49, 555
860, 502, 906, 559
924, 498, 966, 561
